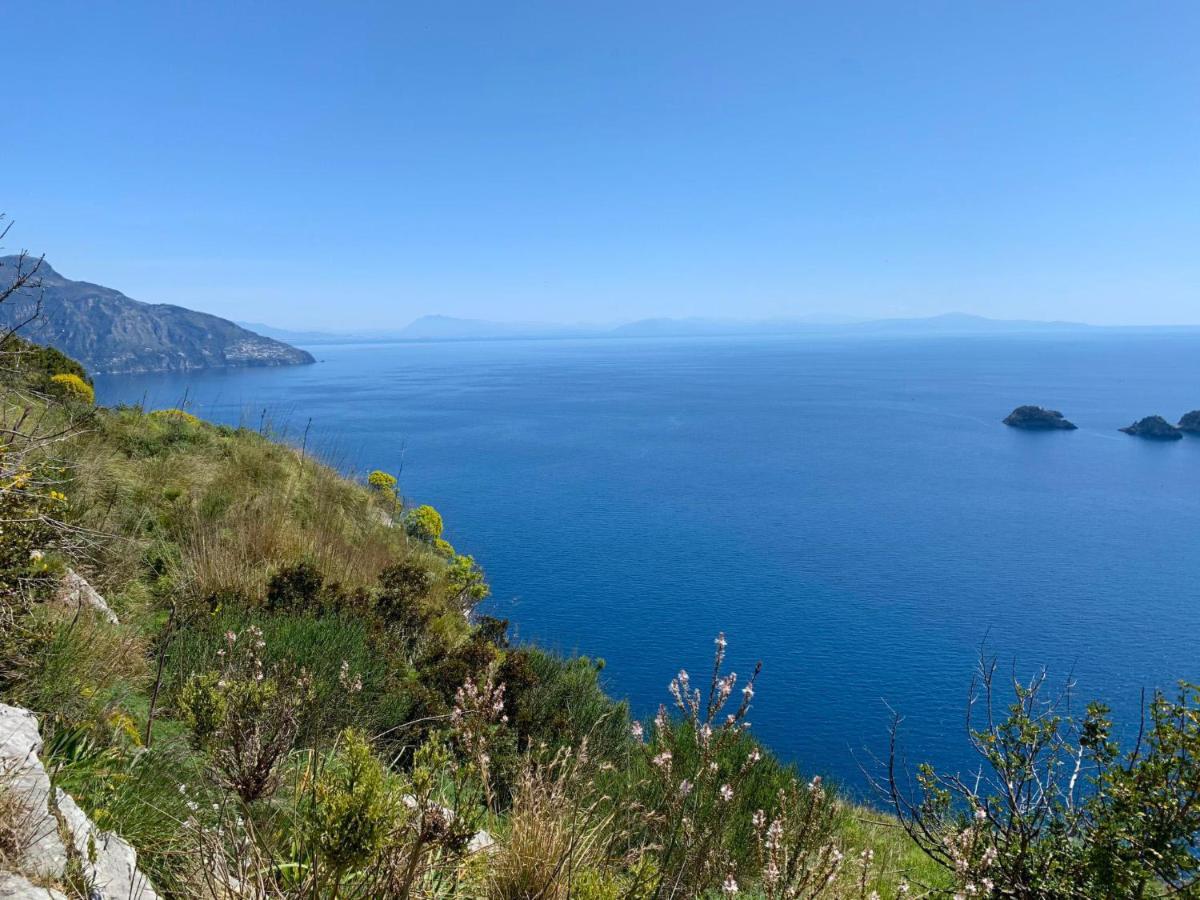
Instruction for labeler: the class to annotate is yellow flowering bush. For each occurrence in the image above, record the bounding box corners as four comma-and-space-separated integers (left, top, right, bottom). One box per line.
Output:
405, 504, 444, 544
49, 372, 95, 404
149, 408, 200, 426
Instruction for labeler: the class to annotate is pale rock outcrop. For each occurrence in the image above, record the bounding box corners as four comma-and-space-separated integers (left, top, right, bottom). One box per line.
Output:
56, 790, 159, 900
0, 872, 68, 899
467, 830, 496, 854
0, 705, 68, 881
52, 570, 118, 625
0, 705, 159, 899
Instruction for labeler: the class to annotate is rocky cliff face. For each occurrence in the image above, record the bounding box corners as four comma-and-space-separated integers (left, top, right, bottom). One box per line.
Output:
1178, 410, 1200, 434
0, 256, 315, 375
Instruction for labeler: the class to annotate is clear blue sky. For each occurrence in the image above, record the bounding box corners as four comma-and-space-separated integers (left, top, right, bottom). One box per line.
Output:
6, 1, 1198, 328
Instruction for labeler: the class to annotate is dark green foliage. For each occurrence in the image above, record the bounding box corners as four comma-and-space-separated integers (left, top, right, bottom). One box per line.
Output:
506, 649, 630, 758
1, 334, 90, 387
375, 560, 435, 629
475, 614, 510, 649
266, 561, 325, 613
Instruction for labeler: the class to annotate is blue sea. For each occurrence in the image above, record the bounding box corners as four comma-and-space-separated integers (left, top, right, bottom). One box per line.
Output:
94, 333, 1200, 798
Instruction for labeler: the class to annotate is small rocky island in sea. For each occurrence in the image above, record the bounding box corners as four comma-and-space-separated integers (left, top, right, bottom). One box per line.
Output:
1119, 415, 1183, 441
1178, 410, 1200, 434
1002, 405, 1077, 430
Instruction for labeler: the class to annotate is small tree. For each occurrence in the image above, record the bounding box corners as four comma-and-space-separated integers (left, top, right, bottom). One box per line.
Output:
881, 653, 1200, 898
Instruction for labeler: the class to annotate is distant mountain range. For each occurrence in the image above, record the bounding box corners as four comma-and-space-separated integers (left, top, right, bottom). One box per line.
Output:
0, 257, 314, 374
239, 311, 1184, 346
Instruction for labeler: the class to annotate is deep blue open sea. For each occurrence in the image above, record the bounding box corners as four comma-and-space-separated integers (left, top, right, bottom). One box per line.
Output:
94, 333, 1200, 798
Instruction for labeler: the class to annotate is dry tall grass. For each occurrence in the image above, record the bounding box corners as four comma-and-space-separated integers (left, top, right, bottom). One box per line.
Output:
488, 746, 620, 900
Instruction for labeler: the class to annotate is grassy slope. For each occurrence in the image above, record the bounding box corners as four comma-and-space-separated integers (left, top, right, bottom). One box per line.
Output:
1, 369, 945, 896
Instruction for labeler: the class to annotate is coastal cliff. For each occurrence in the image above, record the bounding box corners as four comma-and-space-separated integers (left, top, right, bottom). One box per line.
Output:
0, 256, 314, 374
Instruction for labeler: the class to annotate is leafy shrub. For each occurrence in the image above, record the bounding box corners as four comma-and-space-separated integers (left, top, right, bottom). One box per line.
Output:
505, 649, 627, 759
149, 407, 200, 426
303, 728, 401, 881
179, 626, 309, 802
265, 561, 325, 613
0, 334, 89, 384
49, 372, 95, 404
406, 504, 444, 544
375, 560, 435, 630
367, 468, 398, 507
886, 655, 1200, 898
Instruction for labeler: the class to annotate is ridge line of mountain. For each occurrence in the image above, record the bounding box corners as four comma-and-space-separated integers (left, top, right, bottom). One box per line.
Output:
0, 256, 314, 375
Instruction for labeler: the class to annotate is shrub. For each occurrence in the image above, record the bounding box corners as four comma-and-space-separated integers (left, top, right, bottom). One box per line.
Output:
265, 561, 325, 613
0, 334, 88, 385
48, 372, 95, 404
446, 551, 490, 608
405, 504, 444, 544
149, 407, 200, 426
375, 560, 435, 630
885, 655, 1200, 899
303, 728, 401, 883
367, 469, 398, 501
179, 626, 309, 803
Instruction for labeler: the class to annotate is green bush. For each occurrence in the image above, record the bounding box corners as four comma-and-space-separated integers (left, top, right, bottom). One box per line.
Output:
178, 626, 309, 802
303, 728, 401, 879
405, 504, 444, 543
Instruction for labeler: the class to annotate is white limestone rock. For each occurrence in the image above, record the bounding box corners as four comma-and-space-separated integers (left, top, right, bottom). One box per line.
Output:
53, 569, 119, 624
0, 705, 67, 881
0, 872, 68, 899
0, 705, 158, 899
56, 790, 160, 900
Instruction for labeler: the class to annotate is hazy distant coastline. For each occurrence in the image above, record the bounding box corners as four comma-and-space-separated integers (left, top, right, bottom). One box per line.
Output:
240, 312, 1200, 346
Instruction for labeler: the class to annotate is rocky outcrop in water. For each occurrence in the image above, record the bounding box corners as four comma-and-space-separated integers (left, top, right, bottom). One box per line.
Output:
1178, 410, 1200, 434
0, 704, 159, 899
1119, 416, 1183, 441
1002, 406, 1077, 430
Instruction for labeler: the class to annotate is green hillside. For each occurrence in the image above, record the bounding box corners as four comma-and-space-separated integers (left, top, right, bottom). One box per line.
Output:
2, 337, 1197, 899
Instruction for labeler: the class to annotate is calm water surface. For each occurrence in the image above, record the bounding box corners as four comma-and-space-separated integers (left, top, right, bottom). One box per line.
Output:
95, 334, 1200, 797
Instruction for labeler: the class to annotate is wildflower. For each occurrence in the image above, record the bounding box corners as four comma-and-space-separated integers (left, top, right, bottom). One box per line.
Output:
742, 683, 754, 701
29, 549, 44, 561
719, 783, 734, 802
186, 800, 198, 812
766, 819, 783, 850
678, 779, 693, 797
225, 631, 237, 644
721, 874, 738, 895
715, 633, 727, 650
974, 806, 987, 822
763, 860, 780, 885
699, 724, 712, 746
177, 784, 187, 794
652, 750, 673, 769
747, 748, 761, 764
751, 809, 766, 829
630, 722, 644, 742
